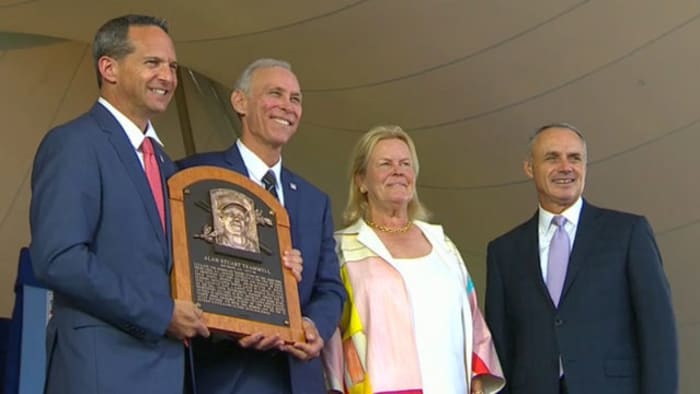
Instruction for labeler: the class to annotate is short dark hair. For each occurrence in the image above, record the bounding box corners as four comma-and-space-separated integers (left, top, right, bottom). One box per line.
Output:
92, 14, 169, 88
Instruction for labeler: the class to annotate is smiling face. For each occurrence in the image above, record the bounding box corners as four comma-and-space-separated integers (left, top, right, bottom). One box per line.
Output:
233, 66, 302, 161
359, 138, 416, 212
524, 127, 587, 213
221, 203, 248, 236
99, 25, 177, 130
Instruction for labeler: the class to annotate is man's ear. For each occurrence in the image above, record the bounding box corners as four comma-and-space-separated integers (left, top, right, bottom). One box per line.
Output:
98, 56, 118, 85
523, 160, 534, 179
231, 90, 247, 116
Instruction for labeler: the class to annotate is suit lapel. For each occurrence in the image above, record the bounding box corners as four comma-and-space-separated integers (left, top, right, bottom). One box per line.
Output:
561, 200, 603, 301
223, 144, 250, 176
522, 213, 553, 305
152, 142, 173, 268
91, 103, 167, 252
280, 168, 300, 242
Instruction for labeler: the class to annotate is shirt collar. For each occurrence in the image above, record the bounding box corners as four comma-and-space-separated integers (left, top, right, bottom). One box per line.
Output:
236, 139, 282, 187
98, 97, 163, 150
538, 196, 583, 231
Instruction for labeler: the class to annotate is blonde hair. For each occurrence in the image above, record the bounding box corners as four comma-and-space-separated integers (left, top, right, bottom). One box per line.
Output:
343, 125, 430, 226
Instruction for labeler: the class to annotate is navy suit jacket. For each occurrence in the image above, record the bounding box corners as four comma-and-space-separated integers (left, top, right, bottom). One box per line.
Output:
485, 200, 678, 394
177, 144, 345, 394
29, 103, 183, 394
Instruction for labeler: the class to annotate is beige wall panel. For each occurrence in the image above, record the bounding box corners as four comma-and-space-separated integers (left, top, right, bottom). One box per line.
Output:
0, 40, 90, 316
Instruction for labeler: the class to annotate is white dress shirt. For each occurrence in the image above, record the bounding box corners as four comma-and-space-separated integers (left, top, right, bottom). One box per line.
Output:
236, 139, 284, 205
98, 97, 164, 169
537, 197, 583, 283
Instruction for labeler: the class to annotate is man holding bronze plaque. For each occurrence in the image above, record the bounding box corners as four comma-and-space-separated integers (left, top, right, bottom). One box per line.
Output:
177, 58, 346, 394
29, 15, 209, 394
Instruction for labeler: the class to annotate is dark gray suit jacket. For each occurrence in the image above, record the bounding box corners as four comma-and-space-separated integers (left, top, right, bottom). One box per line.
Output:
485, 200, 678, 394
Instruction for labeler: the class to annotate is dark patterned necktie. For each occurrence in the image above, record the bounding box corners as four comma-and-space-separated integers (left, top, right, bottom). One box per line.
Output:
261, 170, 278, 200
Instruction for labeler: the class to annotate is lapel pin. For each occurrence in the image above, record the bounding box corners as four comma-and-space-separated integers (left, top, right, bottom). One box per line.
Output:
290, 182, 297, 191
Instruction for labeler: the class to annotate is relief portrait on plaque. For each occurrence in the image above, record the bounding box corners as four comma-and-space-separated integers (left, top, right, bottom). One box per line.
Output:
195, 188, 261, 254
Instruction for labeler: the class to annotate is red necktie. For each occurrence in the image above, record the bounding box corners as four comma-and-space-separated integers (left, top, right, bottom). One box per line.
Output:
141, 137, 165, 232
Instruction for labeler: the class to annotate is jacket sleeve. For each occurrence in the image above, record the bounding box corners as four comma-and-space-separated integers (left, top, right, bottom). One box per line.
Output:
447, 237, 505, 393
302, 194, 346, 342
321, 252, 352, 393
485, 240, 512, 394
628, 216, 678, 393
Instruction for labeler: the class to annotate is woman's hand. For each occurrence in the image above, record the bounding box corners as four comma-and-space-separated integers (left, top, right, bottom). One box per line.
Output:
471, 376, 485, 394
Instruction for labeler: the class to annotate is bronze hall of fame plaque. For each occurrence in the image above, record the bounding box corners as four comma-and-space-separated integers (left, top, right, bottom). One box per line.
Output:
168, 166, 304, 343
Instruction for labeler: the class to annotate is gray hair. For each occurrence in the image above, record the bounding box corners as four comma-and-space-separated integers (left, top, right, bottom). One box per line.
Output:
527, 122, 587, 160
92, 14, 169, 88
233, 58, 292, 95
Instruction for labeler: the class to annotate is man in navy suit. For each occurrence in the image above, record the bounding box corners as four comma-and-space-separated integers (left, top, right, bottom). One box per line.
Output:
485, 123, 678, 394
177, 58, 346, 394
29, 15, 209, 394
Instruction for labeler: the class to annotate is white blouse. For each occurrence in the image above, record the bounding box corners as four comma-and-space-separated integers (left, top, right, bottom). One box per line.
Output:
393, 248, 467, 394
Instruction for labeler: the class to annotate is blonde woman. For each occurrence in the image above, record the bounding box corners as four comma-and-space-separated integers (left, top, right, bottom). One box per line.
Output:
323, 125, 504, 394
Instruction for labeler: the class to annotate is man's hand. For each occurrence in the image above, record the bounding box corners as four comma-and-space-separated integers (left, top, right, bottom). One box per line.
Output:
281, 318, 323, 361
166, 300, 210, 340
283, 249, 303, 282
237, 332, 284, 351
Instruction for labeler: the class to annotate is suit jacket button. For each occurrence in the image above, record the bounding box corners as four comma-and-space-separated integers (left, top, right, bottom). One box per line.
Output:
555, 318, 564, 326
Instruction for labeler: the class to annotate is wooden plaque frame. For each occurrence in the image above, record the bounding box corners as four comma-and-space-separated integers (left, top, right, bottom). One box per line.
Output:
168, 166, 304, 343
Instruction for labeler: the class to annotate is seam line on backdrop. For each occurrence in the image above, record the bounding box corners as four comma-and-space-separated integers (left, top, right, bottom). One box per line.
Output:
0, 43, 89, 230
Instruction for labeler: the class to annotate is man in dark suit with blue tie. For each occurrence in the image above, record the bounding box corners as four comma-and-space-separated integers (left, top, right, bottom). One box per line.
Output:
485, 123, 678, 394
29, 15, 209, 394
177, 58, 346, 394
